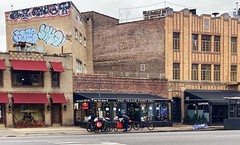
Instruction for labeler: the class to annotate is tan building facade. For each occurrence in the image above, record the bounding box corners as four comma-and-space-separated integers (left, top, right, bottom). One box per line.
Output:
0, 51, 73, 127
5, 1, 93, 74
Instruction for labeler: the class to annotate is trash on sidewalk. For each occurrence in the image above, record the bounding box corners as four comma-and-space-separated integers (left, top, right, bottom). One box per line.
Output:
192, 123, 208, 130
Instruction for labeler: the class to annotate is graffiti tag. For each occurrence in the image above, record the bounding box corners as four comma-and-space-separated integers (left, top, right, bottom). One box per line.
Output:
12, 24, 66, 47
38, 24, 66, 47
8, 1, 71, 21
12, 28, 38, 44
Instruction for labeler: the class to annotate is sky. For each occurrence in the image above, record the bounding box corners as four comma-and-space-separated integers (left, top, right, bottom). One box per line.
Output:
0, 0, 237, 52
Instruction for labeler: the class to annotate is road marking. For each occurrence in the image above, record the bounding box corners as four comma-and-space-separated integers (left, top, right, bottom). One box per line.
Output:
54, 142, 126, 145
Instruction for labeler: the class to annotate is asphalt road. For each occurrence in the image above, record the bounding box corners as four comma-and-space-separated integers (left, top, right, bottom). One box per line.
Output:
0, 130, 240, 145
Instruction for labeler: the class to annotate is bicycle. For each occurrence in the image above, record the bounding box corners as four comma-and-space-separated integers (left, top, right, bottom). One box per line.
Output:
133, 121, 155, 131
113, 120, 134, 132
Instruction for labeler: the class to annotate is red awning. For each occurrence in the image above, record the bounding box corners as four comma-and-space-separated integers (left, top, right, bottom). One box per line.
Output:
12, 93, 49, 104
11, 60, 48, 71
50, 93, 67, 103
0, 93, 9, 103
0, 60, 6, 70
50, 62, 64, 72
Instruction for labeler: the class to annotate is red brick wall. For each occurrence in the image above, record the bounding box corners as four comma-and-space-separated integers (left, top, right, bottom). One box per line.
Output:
73, 74, 168, 98
83, 12, 166, 77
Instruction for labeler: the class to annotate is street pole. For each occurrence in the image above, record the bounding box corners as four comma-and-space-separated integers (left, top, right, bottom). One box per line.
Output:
98, 81, 102, 117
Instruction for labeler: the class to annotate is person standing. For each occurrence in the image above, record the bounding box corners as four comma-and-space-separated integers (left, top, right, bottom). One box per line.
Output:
122, 114, 130, 132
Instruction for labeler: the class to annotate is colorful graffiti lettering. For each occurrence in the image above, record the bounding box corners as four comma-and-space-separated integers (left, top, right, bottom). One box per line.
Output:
12, 24, 65, 47
38, 24, 66, 47
8, 1, 71, 21
12, 28, 38, 44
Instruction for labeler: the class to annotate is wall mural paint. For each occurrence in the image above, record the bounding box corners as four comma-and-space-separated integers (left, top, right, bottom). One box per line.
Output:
7, 1, 71, 22
12, 24, 66, 47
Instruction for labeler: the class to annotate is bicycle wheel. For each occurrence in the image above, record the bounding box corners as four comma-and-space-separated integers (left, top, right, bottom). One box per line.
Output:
86, 123, 93, 132
114, 124, 118, 132
147, 122, 155, 131
133, 122, 141, 130
107, 123, 113, 132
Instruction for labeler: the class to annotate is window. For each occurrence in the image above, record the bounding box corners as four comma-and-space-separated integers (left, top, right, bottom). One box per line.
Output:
173, 32, 180, 50
201, 64, 211, 81
214, 36, 220, 52
83, 64, 87, 73
214, 65, 220, 81
173, 63, 180, 80
75, 28, 78, 40
140, 64, 145, 71
192, 34, 198, 51
231, 65, 237, 81
191, 64, 198, 80
231, 37, 237, 54
76, 60, 83, 73
51, 72, 60, 87
12, 71, 43, 86
79, 32, 82, 43
84, 37, 86, 47
0, 70, 3, 86
201, 35, 211, 52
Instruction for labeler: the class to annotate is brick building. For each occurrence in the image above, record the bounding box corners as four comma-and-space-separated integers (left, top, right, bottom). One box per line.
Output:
0, 51, 73, 127
82, 8, 240, 124
5, 1, 93, 74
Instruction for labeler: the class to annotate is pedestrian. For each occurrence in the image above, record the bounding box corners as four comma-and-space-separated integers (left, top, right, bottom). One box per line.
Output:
122, 114, 130, 132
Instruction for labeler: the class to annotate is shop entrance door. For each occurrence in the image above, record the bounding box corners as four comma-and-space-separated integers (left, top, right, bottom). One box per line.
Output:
212, 105, 228, 124
0, 104, 3, 124
172, 97, 181, 122
52, 104, 61, 125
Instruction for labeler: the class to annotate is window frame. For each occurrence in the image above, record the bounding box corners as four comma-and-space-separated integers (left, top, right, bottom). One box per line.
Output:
201, 35, 211, 52
214, 65, 220, 81
231, 65, 237, 82
191, 64, 198, 81
173, 63, 180, 80
51, 71, 60, 88
11, 70, 44, 87
231, 37, 237, 54
192, 34, 198, 51
173, 32, 180, 50
201, 64, 211, 81
214, 36, 220, 52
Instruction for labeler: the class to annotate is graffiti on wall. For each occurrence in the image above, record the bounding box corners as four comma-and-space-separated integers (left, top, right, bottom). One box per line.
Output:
8, 1, 71, 21
12, 24, 66, 47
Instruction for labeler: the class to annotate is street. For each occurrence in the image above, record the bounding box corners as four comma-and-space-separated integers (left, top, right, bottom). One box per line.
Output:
0, 130, 240, 145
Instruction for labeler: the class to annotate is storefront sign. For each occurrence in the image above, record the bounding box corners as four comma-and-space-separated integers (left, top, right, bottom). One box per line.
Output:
82, 102, 88, 110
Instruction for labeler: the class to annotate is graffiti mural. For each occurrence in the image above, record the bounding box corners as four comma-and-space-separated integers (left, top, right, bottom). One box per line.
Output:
12, 24, 66, 47
8, 1, 71, 22
38, 24, 66, 47
12, 28, 38, 43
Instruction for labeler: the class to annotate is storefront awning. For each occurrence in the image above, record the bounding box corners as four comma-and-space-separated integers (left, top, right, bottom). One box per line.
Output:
74, 92, 170, 102
50, 93, 67, 103
12, 93, 49, 104
50, 62, 64, 72
11, 60, 48, 71
184, 89, 240, 105
0, 59, 6, 70
0, 93, 9, 103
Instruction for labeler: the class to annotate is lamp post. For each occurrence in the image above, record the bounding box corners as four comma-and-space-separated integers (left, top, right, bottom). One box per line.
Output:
98, 81, 102, 118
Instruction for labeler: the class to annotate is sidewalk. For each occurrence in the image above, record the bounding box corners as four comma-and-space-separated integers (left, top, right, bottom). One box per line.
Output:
0, 124, 224, 137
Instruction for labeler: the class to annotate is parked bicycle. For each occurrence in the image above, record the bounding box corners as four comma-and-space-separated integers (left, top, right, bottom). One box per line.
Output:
113, 119, 134, 132
86, 116, 112, 133
133, 121, 155, 131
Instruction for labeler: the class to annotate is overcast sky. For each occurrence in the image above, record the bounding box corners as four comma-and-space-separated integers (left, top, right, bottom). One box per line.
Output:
0, 0, 237, 52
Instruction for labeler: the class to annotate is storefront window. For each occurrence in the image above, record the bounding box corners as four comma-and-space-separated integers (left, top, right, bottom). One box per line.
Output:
155, 102, 169, 121
13, 104, 44, 125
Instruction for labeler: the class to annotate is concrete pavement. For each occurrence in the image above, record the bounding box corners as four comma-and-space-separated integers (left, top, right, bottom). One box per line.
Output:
0, 124, 224, 137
